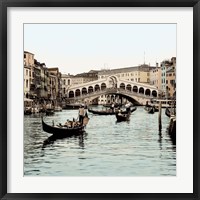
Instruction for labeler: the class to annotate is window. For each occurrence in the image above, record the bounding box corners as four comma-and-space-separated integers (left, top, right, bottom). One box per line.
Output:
68, 79, 70, 85
166, 80, 168, 84
138, 78, 140, 82
26, 70, 28, 76
24, 54, 26, 58
26, 80, 28, 88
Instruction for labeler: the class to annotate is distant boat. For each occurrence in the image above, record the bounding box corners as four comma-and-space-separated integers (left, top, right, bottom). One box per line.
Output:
88, 107, 137, 115
64, 104, 87, 110
115, 112, 131, 122
46, 108, 54, 116
24, 107, 32, 115
54, 106, 62, 112
165, 107, 176, 118
144, 106, 155, 114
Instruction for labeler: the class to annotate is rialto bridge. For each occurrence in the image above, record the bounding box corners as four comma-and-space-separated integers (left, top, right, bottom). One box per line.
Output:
65, 75, 159, 105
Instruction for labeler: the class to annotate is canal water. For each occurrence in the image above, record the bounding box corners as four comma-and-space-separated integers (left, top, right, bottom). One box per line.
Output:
24, 106, 176, 176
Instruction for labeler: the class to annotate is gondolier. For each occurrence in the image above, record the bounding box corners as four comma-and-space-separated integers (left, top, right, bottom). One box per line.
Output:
79, 105, 85, 124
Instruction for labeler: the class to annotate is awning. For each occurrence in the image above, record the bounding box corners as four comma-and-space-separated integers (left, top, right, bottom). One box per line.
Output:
24, 98, 33, 102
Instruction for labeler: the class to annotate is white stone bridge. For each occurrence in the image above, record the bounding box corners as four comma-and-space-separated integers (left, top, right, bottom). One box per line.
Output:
65, 75, 159, 105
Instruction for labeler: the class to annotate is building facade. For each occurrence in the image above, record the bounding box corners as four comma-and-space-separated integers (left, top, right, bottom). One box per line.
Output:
161, 57, 176, 98
149, 63, 162, 92
24, 51, 35, 98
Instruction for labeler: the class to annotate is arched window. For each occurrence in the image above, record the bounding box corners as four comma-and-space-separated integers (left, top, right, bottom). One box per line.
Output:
88, 86, 93, 93
145, 89, 150, 96
101, 83, 106, 90
126, 84, 131, 91
152, 90, 157, 97
119, 83, 125, 90
69, 91, 74, 98
133, 86, 138, 93
75, 89, 81, 97
94, 84, 100, 91
68, 79, 70, 85
139, 87, 144, 94
82, 87, 87, 95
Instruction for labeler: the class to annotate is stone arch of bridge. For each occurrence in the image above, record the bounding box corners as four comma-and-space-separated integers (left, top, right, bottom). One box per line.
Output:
87, 91, 141, 105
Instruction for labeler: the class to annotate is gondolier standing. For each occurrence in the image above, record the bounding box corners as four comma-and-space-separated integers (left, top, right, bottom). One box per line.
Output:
79, 105, 85, 124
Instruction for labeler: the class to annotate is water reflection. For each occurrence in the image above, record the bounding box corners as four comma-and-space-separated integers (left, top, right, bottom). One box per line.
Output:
42, 132, 87, 149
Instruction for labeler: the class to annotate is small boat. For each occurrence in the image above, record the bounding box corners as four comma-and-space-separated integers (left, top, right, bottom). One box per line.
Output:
115, 112, 131, 122
103, 103, 122, 108
165, 107, 176, 118
46, 108, 54, 116
24, 107, 32, 115
165, 107, 171, 117
144, 106, 155, 114
64, 104, 87, 110
88, 107, 137, 115
42, 113, 89, 137
168, 116, 176, 144
54, 106, 62, 112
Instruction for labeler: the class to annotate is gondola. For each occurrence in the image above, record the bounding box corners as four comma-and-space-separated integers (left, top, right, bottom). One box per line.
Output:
46, 108, 54, 116
88, 107, 137, 115
165, 107, 171, 118
115, 112, 131, 122
42, 113, 89, 137
144, 106, 155, 114
64, 104, 87, 110
165, 107, 176, 118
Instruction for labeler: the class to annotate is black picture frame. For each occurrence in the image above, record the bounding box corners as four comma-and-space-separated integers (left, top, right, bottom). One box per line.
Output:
0, 0, 199, 199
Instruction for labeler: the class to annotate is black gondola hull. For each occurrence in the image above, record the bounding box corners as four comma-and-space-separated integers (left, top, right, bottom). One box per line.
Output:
88, 107, 137, 115
115, 113, 130, 122
144, 106, 155, 114
42, 118, 85, 137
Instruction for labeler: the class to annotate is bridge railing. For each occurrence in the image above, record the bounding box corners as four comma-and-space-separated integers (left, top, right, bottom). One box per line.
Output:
117, 88, 157, 99
67, 87, 157, 101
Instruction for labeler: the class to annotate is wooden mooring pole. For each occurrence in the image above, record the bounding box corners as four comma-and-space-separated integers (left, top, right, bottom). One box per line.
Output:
158, 101, 162, 131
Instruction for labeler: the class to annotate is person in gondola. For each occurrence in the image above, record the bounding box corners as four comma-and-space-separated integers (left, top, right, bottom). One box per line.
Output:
111, 103, 115, 111
125, 103, 131, 113
79, 105, 85, 125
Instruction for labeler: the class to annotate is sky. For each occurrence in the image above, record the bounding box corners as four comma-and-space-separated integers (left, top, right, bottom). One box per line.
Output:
24, 24, 176, 75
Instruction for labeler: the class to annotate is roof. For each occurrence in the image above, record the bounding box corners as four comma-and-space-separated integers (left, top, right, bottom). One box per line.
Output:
98, 65, 156, 75
24, 51, 34, 55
